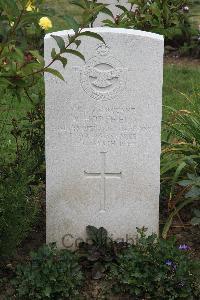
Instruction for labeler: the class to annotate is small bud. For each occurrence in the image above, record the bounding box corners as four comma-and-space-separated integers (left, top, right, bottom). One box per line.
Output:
134, 8, 140, 16
182, 6, 189, 13
3, 58, 8, 65
25, 53, 33, 62
114, 14, 120, 25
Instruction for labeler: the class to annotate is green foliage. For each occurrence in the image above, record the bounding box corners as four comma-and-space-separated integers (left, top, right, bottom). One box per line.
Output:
103, 0, 190, 30
179, 38, 200, 58
0, 157, 40, 257
78, 225, 127, 279
12, 244, 83, 299
191, 208, 200, 226
0, 0, 47, 94
161, 92, 200, 237
0, 99, 45, 256
0, 0, 105, 95
110, 228, 200, 299
100, 0, 199, 56
179, 173, 200, 199
161, 102, 200, 180
78, 226, 115, 279
69, 0, 113, 27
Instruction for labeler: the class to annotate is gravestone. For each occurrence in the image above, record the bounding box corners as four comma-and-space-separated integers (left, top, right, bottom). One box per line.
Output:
45, 28, 164, 248
93, 0, 132, 27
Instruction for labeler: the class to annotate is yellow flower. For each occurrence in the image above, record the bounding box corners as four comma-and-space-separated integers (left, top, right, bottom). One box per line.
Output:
39, 17, 53, 30
26, 1, 35, 11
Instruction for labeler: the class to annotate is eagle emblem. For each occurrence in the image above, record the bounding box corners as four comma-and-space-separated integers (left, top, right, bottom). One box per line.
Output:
80, 43, 126, 101
89, 67, 121, 89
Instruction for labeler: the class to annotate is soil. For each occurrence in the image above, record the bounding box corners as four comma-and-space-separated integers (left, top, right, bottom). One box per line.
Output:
164, 54, 200, 68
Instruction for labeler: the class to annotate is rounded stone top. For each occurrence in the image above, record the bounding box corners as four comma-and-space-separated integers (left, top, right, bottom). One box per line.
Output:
45, 27, 164, 42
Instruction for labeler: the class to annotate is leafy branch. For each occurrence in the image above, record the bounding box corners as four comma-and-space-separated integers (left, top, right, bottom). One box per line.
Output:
0, 1, 106, 95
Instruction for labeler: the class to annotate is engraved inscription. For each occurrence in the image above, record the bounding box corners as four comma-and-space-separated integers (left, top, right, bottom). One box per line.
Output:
80, 44, 127, 101
84, 152, 122, 212
68, 105, 136, 147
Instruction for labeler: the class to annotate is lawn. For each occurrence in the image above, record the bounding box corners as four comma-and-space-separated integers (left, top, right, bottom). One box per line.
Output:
44, 0, 80, 31
0, 85, 37, 159
190, 0, 200, 27
163, 64, 200, 118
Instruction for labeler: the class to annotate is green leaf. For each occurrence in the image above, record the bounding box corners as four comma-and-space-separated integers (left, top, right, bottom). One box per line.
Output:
193, 209, 200, 217
45, 68, 64, 81
86, 225, 99, 243
187, 173, 196, 181
102, 19, 115, 26
179, 180, 192, 187
79, 31, 105, 44
185, 186, 200, 198
14, 47, 24, 62
13, 78, 28, 88
44, 286, 51, 297
116, 5, 128, 13
91, 262, 105, 280
73, 39, 81, 48
191, 217, 200, 226
22, 62, 41, 75
51, 48, 57, 59
0, 0, 19, 17
64, 49, 85, 61
169, 161, 186, 200
63, 15, 79, 32
0, 77, 13, 88
51, 35, 66, 53
87, 251, 100, 262
162, 197, 199, 239
70, 0, 86, 9
29, 50, 44, 64
56, 55, 68, 68
98, 227, 108, 245
100, 6, 114, 18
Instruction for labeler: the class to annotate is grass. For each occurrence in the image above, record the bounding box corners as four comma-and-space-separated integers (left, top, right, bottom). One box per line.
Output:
163, 64, 200, 119
45, 0, 79, 16
0, 91, 31, 159
44, 0, 81, 32
190, 0, 200, 27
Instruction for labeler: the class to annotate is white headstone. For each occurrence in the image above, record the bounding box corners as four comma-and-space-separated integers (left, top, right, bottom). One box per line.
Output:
45, 28, 164, 248
93, 0, 132, 27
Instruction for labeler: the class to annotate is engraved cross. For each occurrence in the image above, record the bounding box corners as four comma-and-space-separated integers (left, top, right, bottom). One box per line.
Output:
84, 152, 122, 212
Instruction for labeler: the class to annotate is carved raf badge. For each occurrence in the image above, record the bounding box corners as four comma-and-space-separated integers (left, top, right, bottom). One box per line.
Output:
80, 43, 127, 101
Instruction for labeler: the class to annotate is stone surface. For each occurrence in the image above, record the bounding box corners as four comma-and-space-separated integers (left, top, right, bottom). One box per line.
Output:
45, 28, 164, 248
93, 0, 132, 27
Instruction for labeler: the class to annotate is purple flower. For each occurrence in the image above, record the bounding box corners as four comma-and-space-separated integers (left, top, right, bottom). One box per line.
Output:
165, 259, 173, 266
165, 259, 177, 270
178, 244, 191, 251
